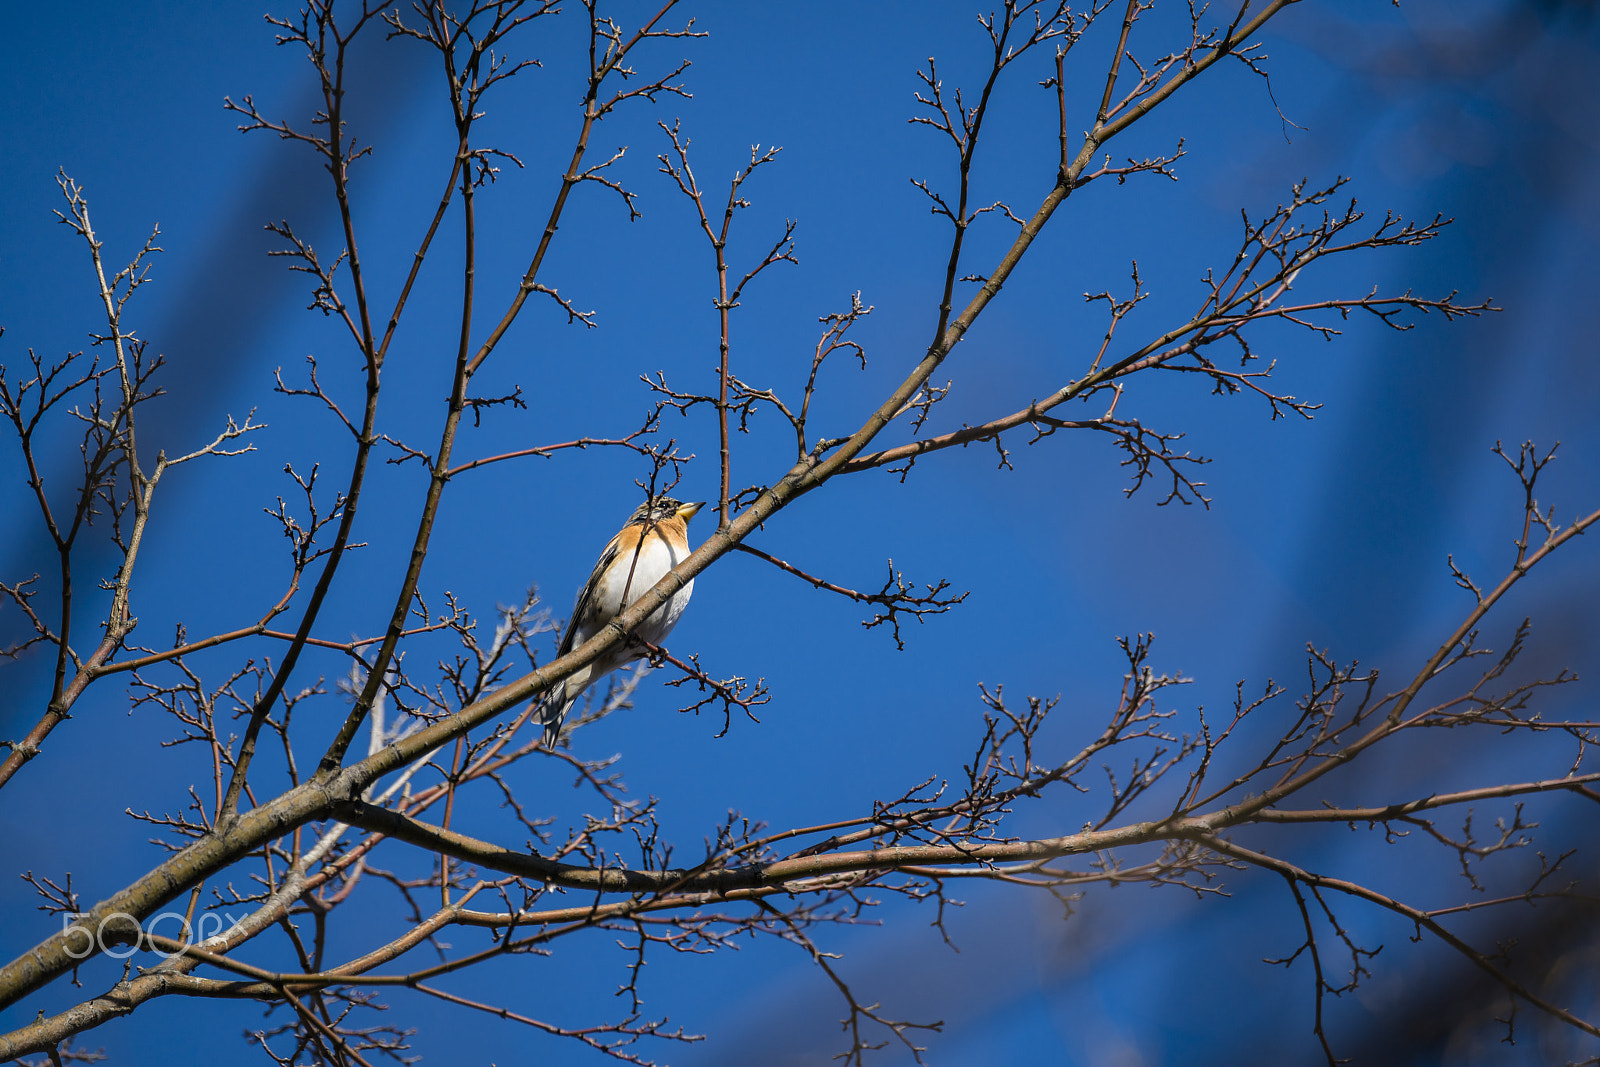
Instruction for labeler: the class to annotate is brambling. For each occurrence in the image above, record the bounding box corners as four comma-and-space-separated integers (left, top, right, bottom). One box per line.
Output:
537, 496, 705, 744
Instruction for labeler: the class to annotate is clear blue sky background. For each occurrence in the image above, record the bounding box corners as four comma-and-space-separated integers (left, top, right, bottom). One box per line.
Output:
2, 1, 1598, 1064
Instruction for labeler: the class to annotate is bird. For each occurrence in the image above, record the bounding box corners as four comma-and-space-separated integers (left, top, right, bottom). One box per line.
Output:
536, 495, 705, 745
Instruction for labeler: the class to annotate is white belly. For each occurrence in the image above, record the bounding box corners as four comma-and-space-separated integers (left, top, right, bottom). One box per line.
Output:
587, 533, 695, 652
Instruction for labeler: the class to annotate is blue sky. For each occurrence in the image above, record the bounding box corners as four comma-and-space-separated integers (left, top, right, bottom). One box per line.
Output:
3, 2, 1598, 1064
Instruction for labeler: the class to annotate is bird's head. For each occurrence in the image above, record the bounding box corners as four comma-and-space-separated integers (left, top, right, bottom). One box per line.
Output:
627, 496, 705, 527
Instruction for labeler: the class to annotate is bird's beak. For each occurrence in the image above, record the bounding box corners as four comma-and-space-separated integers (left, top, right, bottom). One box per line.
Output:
676, 501, 705, 520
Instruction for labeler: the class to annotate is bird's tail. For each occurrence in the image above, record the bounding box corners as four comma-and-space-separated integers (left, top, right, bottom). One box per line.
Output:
534, 664, 593, 746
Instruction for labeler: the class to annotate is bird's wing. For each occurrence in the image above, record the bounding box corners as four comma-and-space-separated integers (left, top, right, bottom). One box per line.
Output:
558, 526, 631, 656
